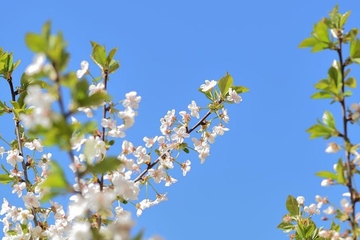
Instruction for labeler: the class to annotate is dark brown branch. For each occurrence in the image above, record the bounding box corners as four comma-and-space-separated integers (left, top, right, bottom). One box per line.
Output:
337, 38, 358, 239
7, 76, 38, 226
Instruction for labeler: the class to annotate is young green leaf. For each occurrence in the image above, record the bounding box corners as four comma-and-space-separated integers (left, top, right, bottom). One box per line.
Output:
285, 195, 299, 216
25, 33, 47, 53
322, 110, 336, 128
86, 157, 122, 175
345, 77, 357, 88
316, 171, 337, 180
0, 174, 13, 184
91, 45, 107, 70
218, 73, 233, 96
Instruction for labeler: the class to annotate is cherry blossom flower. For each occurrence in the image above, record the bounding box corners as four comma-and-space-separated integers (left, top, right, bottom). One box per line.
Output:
22, 192, 40, 208
12, 182, 26, 197
227, 88, 242, 103
148, 166, 167, 183
122, 91, 141, 109
17, 209, 34, 224
101, 118, 117, 129
133, 146, 151, 164
20, 85, 55, 129
198, 145, 210, 164
89, 82, 105, 96
323, 206, 336, 215
321, 178, 333, 187
325, 142, 341, 153
108, 124, 126, 138
296, 196, 305, 205
136, 199, 152, 216
165, 175, 177, 186
0, 146, 5, 158
6, 149, 24, 167
171, 126, 190, 143
220, 109, 229, 123
304, 203, 320, 215
68, 221, 92, 239
179, 111, 191, 123
76, 60, 89, 79
24, 139, 43, 152
200, 80, 217, 92
77, 107, 93, 118
181, 160, 191, 176
143, 136, 158, 148
25, 54, 46, 75
118, 107, 136, 128
112, 172, 140, 200
315, 195, 328, 208
122, 140, 135, 154
212, 125, 229, 136
341, 198, 353, 214
188, 101, 200, 118
0, 198, 10, 215
83, 136, 106, 164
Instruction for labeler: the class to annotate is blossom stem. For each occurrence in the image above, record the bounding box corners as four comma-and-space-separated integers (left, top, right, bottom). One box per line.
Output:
134, 107, 214, 183
6, 76, 39, 226
337, 37, 358, 239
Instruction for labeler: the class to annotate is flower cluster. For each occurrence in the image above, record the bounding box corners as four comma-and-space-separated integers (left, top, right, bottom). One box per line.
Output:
0, 37, 245, 239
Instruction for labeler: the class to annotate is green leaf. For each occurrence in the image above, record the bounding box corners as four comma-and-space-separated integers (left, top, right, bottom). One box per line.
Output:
25, 33, 47, 53
106, 47, 118, 65
315, 171, 337, 180
90, 41, 100, 48
86, 157, 122, 175
314, 79, 330, 90
218, 73, 233, 96
40, 161, 68, 188
91, 45, 107, 70
322, 110, 336, 128
340, 11, 351, 28
306, 121, 333, 139
344, 90, 352, 97
330, 220, 340, 231
311, 91, 333, 99
277, 221, 296, 232
41, 21, 51, 40
198, 87, 214, 101
0, 174, 13, 184
311, 42, 329, 52
299, 37, 318, 48
77, 91, 111, 108
350, 38, 360, 63
286, 195, 299, 216
61, 72, 78, 88
313, 20, 330, 43
108, 61, 120, 74
6, 53, 13, 73
345, 77, 357, 88
39, 161, 69, 202
232, 85, 249, 94
336, 159, 346, 184
132, 230, 144, 240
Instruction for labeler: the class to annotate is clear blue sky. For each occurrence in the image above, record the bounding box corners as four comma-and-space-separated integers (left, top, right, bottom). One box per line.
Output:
2, 1, 360, 239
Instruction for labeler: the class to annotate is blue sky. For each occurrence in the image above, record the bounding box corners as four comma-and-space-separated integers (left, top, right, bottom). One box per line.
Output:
2, 1, 360, 239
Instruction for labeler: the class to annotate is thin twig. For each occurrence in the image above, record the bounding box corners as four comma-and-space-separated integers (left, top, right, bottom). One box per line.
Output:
134, 108, 213, 183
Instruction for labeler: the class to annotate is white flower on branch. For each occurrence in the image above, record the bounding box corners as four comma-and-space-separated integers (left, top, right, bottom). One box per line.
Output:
6, 149, 24, 167
227, 88, 242, 103
76, 61, 89, 79
122, 91, 141, 109
200, 80, 217, 92
25, 54, 46, 75
188, 100, 200, 118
